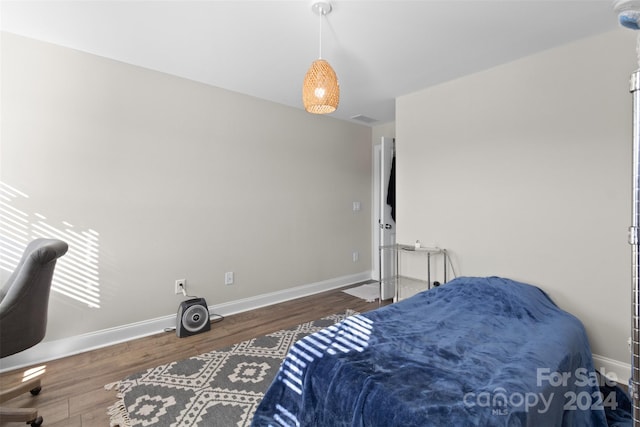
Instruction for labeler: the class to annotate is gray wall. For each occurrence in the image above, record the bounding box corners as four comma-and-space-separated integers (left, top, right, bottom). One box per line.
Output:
397, 28, 635, 366
0, 33, 372, 342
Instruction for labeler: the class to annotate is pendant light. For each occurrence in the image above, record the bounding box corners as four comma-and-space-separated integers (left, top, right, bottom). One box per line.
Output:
302, 1, 339, 114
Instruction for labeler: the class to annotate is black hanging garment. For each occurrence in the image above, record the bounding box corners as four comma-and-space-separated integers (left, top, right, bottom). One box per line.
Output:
386, 156, 396, 222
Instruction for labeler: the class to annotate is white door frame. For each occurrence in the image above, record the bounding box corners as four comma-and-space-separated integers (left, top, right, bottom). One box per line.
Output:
373, 143, 382, 281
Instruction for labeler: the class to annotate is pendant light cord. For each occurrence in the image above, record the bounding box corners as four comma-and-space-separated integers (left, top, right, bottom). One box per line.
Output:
318, 6, 323, 59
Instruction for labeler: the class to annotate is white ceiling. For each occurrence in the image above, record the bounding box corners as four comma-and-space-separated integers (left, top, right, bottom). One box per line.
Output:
0, 1, 624, 125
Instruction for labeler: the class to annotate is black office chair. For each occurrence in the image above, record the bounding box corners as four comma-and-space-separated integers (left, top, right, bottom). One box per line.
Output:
0, 238, 68, 426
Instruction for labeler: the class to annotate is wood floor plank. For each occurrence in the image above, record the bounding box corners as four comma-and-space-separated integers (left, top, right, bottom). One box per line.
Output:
0, 284, 385, 426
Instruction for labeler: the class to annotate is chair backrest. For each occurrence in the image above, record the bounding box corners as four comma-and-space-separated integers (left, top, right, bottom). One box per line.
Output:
0, 238, 68, 358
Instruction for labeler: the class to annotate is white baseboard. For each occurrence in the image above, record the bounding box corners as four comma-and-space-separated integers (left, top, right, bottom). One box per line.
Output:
592, 353, 631, 386
0, 271, 373, 373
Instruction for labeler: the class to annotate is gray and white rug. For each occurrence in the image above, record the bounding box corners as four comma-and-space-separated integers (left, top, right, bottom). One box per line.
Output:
105, 311, 355, 427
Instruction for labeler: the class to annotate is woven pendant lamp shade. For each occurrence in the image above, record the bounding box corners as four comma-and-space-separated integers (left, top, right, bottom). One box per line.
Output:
302, 59, 340, 114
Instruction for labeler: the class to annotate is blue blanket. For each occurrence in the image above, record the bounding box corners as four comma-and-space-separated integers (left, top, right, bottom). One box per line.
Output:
252, 276, 630, 426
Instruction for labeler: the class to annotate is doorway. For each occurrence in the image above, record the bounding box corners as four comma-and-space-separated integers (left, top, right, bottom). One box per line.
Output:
373, 137, 395, 300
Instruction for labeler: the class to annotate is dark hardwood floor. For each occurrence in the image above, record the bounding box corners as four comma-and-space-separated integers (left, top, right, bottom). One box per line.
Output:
0, 284, 386, 426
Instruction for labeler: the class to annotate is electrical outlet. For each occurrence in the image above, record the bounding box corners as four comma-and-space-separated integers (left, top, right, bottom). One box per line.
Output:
352, 251, 359, 262
225, 272, 234, 285
175, 279, 186, 295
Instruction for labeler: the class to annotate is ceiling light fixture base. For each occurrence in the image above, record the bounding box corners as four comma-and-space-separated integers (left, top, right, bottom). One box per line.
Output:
311, 1, 332, 16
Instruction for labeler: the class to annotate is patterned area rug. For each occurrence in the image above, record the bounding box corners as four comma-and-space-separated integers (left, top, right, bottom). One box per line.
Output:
105, 311, 355, 427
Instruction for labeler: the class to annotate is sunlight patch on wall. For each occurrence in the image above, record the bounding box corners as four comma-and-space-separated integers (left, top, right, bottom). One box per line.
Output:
0, 181, 101, 308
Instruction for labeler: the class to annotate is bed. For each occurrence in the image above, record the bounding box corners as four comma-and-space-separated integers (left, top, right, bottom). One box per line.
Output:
251, 276, 632, 426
